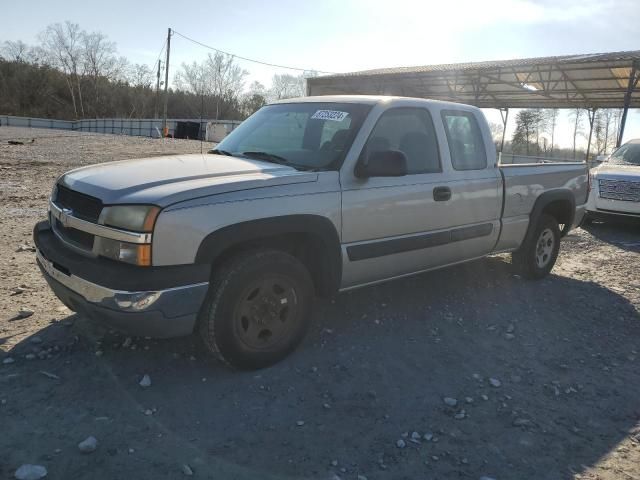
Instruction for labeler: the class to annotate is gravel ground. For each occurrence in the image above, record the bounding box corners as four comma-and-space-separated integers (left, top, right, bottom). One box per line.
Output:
1, 126, 639, 480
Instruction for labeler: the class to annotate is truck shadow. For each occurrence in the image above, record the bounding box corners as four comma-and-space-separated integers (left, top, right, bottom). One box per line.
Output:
3, 257, 639, 480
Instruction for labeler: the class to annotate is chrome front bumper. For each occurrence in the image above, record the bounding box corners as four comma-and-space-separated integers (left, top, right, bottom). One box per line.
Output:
37, 249, 208, 316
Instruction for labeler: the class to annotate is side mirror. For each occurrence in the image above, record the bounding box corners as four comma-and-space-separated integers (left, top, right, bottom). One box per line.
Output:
356, 150, 408, 178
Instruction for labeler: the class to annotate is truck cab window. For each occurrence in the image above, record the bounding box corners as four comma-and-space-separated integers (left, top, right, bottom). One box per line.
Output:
441, 111, 487, 170
363, 107, 441, 174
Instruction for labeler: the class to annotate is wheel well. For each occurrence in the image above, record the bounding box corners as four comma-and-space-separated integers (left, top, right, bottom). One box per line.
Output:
542, 199, 573, 235
209, 232, 338, 297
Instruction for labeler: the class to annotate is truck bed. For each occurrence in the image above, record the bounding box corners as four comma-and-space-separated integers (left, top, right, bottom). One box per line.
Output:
493, 162, 589, 253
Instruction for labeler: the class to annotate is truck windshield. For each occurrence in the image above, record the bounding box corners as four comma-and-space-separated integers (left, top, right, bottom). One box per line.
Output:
608, 143, 640, 166
214, 102, 372, 170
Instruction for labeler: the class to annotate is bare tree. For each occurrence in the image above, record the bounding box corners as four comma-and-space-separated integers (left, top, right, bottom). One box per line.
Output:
175, 61, 207, 95
176, 52, 247, 119
488, 121, 503, 151
128, 63, 154, 88
543, 109, 559, 155
569, 108, 584, 159
81, 31, 125, 115
269, 72, 317, 101
1, 40, 30, 62
39, 22, 85, 117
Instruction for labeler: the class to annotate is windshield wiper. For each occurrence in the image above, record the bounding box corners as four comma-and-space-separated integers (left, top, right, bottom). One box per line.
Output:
208, 148, 234, 156
241, 151, 291, 165
241, 151, 317, 171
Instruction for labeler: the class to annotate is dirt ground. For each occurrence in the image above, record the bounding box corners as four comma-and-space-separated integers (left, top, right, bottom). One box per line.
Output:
1, 126, 639, 480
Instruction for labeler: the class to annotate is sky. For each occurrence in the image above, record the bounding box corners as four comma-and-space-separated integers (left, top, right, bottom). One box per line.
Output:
3, 0, 640, 150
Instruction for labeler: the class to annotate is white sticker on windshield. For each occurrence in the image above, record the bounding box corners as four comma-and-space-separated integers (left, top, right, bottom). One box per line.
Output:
311, 110, 349, 122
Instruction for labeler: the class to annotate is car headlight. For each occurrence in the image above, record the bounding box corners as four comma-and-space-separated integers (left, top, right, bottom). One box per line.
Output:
96, 205, 160, 266
99, 205, 160, 232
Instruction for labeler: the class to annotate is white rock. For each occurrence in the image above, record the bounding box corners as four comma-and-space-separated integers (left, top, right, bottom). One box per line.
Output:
25, 354, 36, 360
139, 374, 151, 388
3, 357, 15, 365
512, 418, 532, 427
489, 378, 502, 388
122, 337, 132, 348
17, 308, 34, 319
14, 464, 47, 480
396, 439, 406, 448
30, 336, 43, 344
410, 431, 421, 440
78, 436, 98, 453
423, 432, 433, 441
181, 464, 194, 476
443, 397, 458, 407
296, 420, 305, 426
144, 409, 153, 416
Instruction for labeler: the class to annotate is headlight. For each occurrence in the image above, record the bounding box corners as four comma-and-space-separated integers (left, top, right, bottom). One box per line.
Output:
99, 205, 160, 232
95, 205, 159, 266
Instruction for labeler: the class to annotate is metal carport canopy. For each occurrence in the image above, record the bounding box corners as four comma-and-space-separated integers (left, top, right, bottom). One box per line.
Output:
307, 51, 640, 109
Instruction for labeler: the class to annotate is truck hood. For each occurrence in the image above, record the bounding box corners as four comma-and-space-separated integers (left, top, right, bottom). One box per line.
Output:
594, 163, 640, 180
59, 154, 318, 206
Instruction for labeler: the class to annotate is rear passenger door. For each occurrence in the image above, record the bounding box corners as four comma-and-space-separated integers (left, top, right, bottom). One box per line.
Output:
340, 105, 501, 288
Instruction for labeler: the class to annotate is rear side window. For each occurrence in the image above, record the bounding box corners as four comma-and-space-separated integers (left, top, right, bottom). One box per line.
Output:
441, 111, 487, 170
363, 107, 440, 174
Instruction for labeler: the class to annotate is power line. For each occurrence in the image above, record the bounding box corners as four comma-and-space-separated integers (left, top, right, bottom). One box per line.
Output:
152, 38, 167, 71
171, 29, 336, 75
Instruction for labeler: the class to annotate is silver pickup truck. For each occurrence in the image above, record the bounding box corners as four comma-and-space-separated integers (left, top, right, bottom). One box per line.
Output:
34, 95, 588, 369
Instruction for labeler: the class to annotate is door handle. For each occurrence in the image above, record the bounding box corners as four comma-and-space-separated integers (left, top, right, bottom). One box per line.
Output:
433, 186, 452, 202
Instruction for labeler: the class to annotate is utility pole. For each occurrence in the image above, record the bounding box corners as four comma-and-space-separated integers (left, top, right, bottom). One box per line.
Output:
161, 28, 172, 137
154, 60, 162, 120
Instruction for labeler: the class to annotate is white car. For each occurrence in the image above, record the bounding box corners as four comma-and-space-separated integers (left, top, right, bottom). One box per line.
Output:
586, 139, 640, 221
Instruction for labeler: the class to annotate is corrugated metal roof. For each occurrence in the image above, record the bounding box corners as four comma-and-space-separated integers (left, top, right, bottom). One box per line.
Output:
307, 50, 640, 108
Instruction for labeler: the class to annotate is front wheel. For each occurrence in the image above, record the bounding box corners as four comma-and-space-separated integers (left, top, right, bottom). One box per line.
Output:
512, 213, 561, 279
198, 249, 314, 370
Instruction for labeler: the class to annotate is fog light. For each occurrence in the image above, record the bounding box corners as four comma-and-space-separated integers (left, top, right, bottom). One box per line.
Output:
115, 291, 161, 310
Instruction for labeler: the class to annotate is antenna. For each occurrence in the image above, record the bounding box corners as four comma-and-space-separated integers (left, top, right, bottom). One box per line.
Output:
200, 92, 204, 154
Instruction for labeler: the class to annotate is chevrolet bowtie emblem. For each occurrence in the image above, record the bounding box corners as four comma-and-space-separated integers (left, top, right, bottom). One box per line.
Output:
59, 208, 73, 227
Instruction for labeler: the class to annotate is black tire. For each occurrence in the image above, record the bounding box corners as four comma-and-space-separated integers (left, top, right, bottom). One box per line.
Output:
512, 213, 561, 279
198, 248, 314, 370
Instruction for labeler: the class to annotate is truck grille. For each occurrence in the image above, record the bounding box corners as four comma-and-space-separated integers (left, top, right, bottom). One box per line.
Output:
54, 184, 103, 222
53, 218, 95, 250
598, 179, 640, 202
52, 185, 102, 253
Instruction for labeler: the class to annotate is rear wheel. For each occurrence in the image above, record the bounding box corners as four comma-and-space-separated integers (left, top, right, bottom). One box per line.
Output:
512, 213, 561, 279
198, 249, 314, 370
